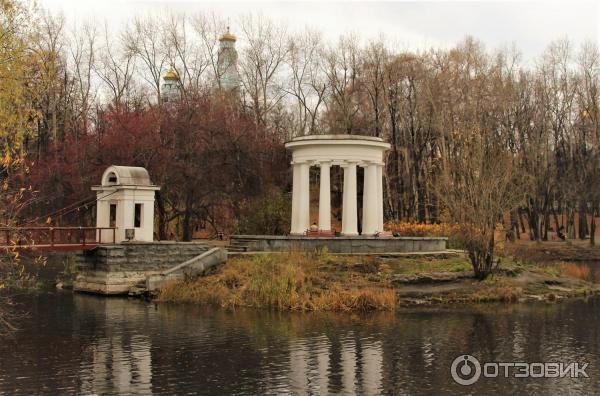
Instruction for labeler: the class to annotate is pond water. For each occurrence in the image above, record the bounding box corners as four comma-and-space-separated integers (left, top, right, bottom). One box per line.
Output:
1, 289, 600, 395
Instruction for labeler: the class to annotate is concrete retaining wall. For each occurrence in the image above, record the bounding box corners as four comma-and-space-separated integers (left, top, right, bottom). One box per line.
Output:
74, 242, 210, 295
230, 235, 447, 254
146, 247, 228, 292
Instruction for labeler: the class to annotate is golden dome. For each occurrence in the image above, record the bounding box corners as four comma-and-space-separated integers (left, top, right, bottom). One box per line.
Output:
163, 69, 179, 81
219, 27, 236, 42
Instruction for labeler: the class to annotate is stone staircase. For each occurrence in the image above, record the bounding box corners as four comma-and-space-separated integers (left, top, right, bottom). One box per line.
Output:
145, 247, 228, 293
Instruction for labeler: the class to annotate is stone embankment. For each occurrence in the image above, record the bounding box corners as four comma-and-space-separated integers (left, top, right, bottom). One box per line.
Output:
74, 242, 226, 295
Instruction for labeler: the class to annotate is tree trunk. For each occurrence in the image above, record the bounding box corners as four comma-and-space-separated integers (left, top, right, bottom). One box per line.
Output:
542, 212, 550, 241
579, 204, 588, 240
470, 232, 495, 281
518, 209, 527, 234
156, 192, 168, 240
430, 190, 440, 224
567, 208, 576, 240
416, 175, 426, 223
526, 206, 540, 241
384, 170, 396, 222
552, 209, 560, 234
510, 210, 520, 240
182, 208, 192, 242
591, 207, 596, 246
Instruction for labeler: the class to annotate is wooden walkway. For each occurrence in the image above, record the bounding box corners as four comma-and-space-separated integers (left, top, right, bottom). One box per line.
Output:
0, 227, 116, 251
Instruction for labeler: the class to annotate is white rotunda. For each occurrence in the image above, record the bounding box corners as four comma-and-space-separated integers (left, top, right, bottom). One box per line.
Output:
285, 135, 390, 236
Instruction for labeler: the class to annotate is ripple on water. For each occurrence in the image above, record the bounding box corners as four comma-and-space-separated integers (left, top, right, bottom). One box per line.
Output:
0, 293, 599, 394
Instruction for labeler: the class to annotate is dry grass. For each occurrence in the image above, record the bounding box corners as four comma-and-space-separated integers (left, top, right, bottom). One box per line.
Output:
562, 262, 591, 281
159, 252, 396, 312
471, 284, 523, 303
385, 222, 460, 237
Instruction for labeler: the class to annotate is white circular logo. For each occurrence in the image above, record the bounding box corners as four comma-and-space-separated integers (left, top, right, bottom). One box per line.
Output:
451, 355, 481, 385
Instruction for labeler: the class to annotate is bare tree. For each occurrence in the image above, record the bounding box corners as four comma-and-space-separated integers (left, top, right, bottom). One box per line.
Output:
32, 11, 66, 149
124, 16, 168, 104
190, 11, 226, 89
94, 22, 136, 107
238, 14, 289, 127
285, 28, 327, 136
69, 22, 97, 136
573, 41, 600, 244
362, 37, 387, 138
164, 14, 212, 96
435, 38, 526, 279
437, 128, 525, 279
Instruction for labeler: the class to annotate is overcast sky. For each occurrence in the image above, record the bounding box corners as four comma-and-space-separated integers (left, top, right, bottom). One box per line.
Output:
38, 0, 600, 62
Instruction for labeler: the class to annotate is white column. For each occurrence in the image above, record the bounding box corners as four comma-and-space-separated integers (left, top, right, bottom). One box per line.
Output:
298, 162, 311, 233
377, 164, 384, 231
290, 163, 301, 234
342, 162, 358, 236
291, 161, 311, 234
318, 162, 331, 231
118, 196, 131, 242
362, 163, 378, 235
96, 196, 107, 243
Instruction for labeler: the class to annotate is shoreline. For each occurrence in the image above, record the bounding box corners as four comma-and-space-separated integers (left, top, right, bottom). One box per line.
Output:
157, 249, 600, 312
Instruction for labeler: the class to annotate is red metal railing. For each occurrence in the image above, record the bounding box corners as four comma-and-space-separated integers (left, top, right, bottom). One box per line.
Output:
0, 227, 117, 251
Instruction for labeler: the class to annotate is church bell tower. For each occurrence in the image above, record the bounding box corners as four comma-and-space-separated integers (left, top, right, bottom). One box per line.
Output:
217, 27, 240, 91
161, 68, 180, 103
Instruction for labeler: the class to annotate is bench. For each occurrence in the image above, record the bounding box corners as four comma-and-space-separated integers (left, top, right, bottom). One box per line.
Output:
376, 231, 394, 238
305, 229, 336, 237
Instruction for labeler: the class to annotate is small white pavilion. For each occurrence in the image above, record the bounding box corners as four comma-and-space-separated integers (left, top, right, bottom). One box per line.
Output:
285, 135, 391, 236
93, 166, 160, 243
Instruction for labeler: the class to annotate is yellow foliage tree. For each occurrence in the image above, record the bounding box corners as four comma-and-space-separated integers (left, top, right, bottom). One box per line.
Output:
0, 0, 39, 159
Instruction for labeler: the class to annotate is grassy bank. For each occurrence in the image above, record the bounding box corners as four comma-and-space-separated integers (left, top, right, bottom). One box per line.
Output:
159, 252, 397, 312
158, 250, 600, 312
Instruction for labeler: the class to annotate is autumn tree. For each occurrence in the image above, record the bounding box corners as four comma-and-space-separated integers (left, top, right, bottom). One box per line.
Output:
435, 39, 526, 279
0, 0, 39, 159
0, 0, 47, 334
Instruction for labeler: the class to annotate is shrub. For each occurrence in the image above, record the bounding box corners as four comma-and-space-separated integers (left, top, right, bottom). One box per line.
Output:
237, 188, 291, 235
385, 221, 460, 237
385, 221, 463, 248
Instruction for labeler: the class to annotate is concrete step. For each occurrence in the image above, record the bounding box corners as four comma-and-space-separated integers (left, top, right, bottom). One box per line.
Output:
146, 248, 228, 292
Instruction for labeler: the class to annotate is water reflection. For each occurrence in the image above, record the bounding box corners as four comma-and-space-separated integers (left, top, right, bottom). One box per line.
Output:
287, 336, 384, 395
81, 334, 152, 394
0, 292, 599, 395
